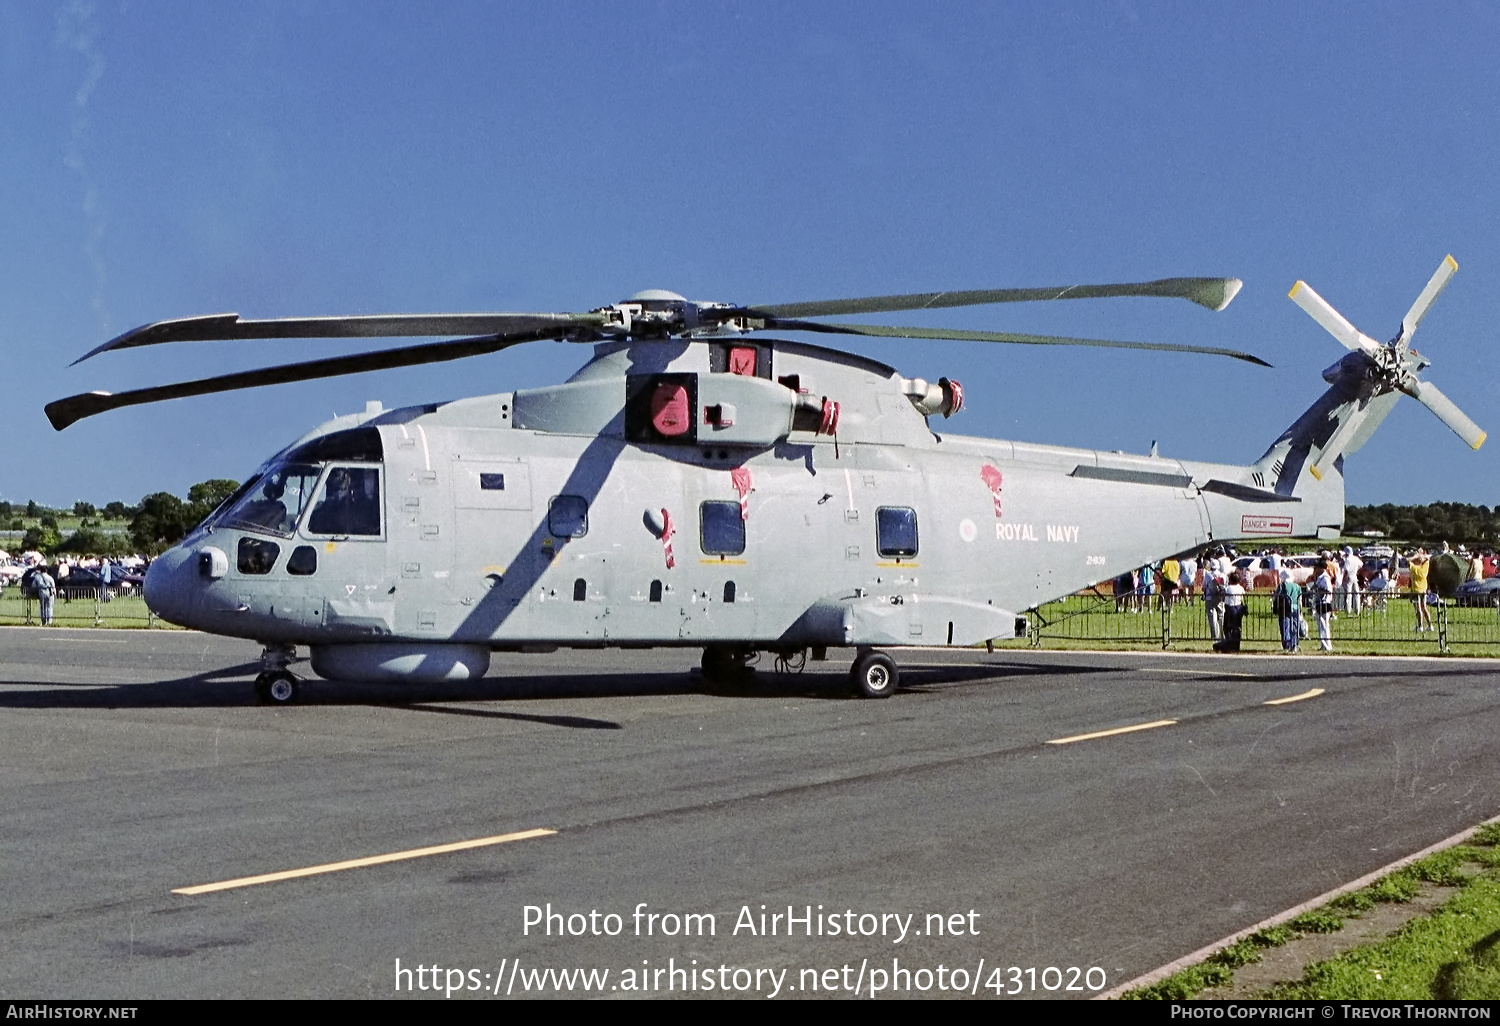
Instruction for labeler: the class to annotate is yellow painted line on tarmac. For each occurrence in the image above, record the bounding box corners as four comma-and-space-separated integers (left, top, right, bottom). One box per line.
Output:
172, 828, 557, 895
1264, 687, 1325, 706
1046, 720, 1177, 745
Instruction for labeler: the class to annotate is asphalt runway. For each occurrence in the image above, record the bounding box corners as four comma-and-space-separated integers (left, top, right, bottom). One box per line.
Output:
2, 627, 1498, 1000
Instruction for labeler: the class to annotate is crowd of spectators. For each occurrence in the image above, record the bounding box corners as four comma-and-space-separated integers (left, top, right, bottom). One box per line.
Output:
0, 549, 149, 625
1114, 542, 1497, 654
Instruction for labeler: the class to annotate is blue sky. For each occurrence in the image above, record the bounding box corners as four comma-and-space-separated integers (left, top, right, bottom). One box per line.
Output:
3, 1, 1498, 509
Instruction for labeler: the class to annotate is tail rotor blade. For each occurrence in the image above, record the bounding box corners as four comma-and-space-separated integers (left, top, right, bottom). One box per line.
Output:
1307, 405, 1371, 481
1404, 378, 1486, 450
1287, 281, 1382, 358
1399, 255, 1458, 345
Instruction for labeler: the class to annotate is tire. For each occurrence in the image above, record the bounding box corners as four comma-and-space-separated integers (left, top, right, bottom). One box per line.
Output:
255, 671, 300, 705
850, 651, 898, 698
701, 645, 753, 685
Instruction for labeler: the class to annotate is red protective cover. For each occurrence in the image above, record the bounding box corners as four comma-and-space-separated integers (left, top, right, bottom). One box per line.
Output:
650, 383, 691, 436
728, 347, 757, 376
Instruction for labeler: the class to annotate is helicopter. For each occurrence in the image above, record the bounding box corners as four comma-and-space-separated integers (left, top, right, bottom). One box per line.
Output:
46, 259, 1484, 703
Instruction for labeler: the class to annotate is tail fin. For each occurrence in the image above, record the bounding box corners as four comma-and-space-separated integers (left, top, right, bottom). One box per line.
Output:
1253, 352, 1397, 498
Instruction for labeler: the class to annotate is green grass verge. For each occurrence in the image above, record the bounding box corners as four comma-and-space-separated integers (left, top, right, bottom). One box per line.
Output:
1124, 823, 1500, 1000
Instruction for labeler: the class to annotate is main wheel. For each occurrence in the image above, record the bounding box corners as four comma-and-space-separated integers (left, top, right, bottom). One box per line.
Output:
701, 645, 753, 686
255, 671, 300, 705
850, 651, 898, 698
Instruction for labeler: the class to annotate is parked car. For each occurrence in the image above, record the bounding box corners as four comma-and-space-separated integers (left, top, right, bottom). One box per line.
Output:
50, 565, 143, 600
1455, 577, 1500, 607
1234, 554, 1319, 590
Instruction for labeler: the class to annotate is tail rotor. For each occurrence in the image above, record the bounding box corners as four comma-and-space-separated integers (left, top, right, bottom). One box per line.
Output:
1288, 255, 1485, 480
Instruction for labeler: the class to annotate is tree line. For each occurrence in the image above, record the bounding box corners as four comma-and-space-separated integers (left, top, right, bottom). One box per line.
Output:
3, 480, 240, 557
1343, 502, 1498, 548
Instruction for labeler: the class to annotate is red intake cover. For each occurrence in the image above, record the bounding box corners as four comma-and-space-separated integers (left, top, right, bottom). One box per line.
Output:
650, 383, 691, 436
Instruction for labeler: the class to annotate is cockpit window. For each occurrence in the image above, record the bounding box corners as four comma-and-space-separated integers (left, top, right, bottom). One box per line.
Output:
307, 466, 382, 536
287, 427, 383, 463
218, 464, 323, 537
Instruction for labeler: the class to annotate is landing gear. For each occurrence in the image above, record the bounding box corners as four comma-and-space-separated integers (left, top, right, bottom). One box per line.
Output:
850, 649, 898, 698
701, 644, 755, 685
255, 642, 301, 704
255, 670, 300, 705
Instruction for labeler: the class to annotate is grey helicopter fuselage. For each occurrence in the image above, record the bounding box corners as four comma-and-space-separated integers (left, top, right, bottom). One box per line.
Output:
143, 334, 1345, 684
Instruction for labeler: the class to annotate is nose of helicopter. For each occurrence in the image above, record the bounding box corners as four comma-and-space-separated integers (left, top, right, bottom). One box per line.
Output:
143, 544, 198, 627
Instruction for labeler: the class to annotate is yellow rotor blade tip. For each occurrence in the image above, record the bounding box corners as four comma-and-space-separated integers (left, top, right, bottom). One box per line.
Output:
1288, 281, 1304, 299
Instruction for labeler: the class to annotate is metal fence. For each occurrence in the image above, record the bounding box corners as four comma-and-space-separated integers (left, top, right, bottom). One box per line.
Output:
3, 581, 1496, 652
0, 589, 174, 628
1027, 589, 1500, 653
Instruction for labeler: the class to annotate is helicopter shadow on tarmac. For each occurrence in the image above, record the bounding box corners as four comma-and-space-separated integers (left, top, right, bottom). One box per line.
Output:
0, 658, 1486, 722
0, 656, 1124, 721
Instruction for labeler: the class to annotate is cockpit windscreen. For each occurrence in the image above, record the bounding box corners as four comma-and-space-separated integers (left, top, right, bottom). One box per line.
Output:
218, 464, 323, 537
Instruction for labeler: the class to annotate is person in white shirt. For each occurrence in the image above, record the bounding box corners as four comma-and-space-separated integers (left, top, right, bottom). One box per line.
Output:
1313, 567, 1335, 651
1178, 555, 1198, 602
1340, 546, 1364, 615
1214, 571, 1247, 652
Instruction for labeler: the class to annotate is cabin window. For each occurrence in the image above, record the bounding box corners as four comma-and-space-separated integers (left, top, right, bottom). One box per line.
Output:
548, 495, 589, 538
237, 537, 280, 575
723, 581, 736, 603
479, 473, 505, 490
649, 580, 663, 602
287, 545, 317, 576
307, 466, 382, 536
700, 501, 745, 555
573, 578, 587, 602
876, 507, 919, 557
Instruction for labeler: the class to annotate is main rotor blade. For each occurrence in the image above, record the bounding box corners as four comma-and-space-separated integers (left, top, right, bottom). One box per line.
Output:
1400, 254, 1458, 345
46, 329, 569, 431
71, 312, 603, 365
744, 277, 1243, 319
1402, 378, 1487, 450
766, 319, 1271, 366
1287, 280, 1382, 358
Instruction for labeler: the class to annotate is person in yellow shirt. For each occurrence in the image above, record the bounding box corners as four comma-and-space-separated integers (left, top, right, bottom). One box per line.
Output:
1409, 547, 1432, 633
1161, 558, 1181, 609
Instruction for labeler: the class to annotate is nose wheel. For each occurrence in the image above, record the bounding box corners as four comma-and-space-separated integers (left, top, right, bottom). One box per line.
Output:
255, 670, 300, 705
850, 650, 898, 698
